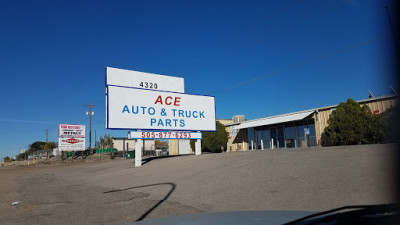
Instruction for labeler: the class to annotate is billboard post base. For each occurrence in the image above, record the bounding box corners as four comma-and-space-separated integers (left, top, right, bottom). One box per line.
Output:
135, 139, 142, 167
195, 138, 201, 155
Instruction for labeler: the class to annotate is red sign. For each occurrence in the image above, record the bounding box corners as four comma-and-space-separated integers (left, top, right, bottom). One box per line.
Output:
65, 138, 79, 144
58, 124, 86, 138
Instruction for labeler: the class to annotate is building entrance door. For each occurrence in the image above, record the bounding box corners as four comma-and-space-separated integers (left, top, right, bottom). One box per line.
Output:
270, 127, 285, 149
270, 128, 276, 149
277, 126, 285, 148
270, 128, 278, 149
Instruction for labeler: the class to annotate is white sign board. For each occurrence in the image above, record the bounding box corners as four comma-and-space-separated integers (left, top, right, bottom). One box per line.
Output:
106, 67, 184, 93
106, 86, 216, 131
58, 137, 85, 151
129, 131, 202, 139
59, 124, 86, 138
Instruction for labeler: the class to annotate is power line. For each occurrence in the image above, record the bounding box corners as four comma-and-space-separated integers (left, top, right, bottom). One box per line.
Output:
175, 0, 343, 78
44, 129, 48, 142
210, 37, 379, 94
161, 0, 307, 76
0, 119, 59, 124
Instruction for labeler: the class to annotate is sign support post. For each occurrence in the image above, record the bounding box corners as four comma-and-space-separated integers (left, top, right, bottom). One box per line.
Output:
195, 131, 201, 155
195, 139, 201, 155
135, 138, 143, 167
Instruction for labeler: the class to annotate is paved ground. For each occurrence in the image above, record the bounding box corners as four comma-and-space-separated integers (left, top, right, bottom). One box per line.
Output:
0, 144, 397, 225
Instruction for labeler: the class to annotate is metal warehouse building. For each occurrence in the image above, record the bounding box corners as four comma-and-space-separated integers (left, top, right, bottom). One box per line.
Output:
225, 95, 398, 151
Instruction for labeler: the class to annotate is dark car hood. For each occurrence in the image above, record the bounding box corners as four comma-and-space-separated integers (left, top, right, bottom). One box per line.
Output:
127, 210, 315, 225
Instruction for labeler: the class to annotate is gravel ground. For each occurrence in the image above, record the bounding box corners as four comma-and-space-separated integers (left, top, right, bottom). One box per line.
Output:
0, 144, 397, 225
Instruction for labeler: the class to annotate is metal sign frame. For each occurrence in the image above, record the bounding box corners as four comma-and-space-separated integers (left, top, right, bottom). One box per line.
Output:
105, 67, 207, 167
106, 85, 216, 132
58, 124, 86, 138
128, 131, 202, 139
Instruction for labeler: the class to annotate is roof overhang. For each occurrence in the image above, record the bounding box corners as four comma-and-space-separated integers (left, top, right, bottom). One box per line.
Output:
235, 111, 315, 130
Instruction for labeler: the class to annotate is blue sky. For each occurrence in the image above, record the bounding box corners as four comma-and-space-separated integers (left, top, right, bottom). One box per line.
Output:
0, 0, 397, 159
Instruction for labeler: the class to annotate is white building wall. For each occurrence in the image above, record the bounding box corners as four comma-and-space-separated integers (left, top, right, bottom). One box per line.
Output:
113, 139, 137, 151
113, 139, 155, 151
178, 140, 191, 154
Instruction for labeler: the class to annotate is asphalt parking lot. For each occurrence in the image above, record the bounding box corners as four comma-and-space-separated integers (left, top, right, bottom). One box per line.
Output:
0, 144, 397, 225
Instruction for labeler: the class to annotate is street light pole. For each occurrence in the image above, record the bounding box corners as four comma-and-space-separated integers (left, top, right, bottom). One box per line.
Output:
85, 104, 96, 155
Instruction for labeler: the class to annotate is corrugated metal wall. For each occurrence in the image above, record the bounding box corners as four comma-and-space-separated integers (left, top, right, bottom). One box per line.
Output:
315, 97, 398, 146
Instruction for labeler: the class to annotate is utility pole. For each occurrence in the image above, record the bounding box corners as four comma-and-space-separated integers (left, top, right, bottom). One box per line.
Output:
385, 6, 399, 62
45, 129, 48, 142
95, 130, 97, 149
84, 104, 96, 155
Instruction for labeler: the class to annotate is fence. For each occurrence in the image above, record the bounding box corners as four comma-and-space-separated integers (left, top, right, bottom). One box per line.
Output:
26, 149, 53, 159
96, 148, 117, 153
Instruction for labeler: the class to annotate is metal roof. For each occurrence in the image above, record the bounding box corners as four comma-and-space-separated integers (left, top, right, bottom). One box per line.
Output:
314, 94, 398, 111
112, 137, 128, 140
235, 111, 315, 130
227, 95, 398, 129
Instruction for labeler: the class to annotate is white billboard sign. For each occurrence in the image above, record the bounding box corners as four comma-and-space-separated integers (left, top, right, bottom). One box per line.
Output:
106, 67, 184, 93
129, 131, 202, 139
106, 86, 216, 131
59, 124, 86, 138
58, 137, 85, 151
